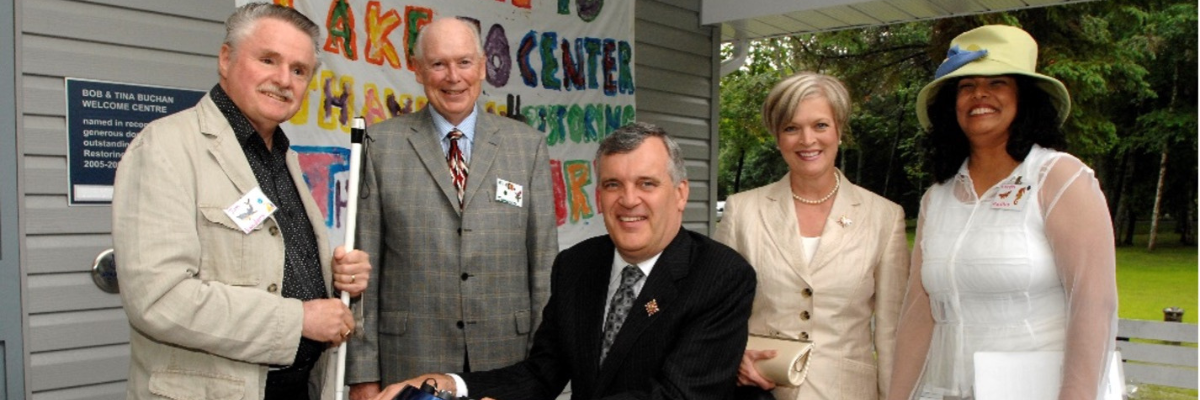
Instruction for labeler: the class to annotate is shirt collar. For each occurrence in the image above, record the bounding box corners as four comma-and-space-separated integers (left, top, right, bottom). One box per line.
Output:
430, 104, 479, 141
209, 84, 290, 152
611, 250, 662, 280
955, 144, 1045, 180
955, 158, 971, 178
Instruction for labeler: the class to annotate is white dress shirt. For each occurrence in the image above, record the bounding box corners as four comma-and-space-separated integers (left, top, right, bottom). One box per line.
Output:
602, 250, 660, 315
430, 104, 479, 162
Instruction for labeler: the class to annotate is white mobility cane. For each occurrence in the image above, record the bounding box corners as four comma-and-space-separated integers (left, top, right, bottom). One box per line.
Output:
335, 117, 366, 400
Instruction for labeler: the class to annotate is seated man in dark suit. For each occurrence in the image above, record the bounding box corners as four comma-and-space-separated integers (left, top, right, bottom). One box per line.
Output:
371, 122, 757, 400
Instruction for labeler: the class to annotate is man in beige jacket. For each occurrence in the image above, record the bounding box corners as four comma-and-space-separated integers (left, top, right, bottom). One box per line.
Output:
112, 3, 371, 399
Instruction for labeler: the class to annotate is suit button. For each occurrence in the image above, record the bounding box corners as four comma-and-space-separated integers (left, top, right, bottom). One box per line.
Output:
461, 273, 470, 281
801, 288, 813, 297
267, 283, 278, 293
800, 311, 810, 320
456, 321, 464, 329
269, 226, 279, 236
800, 332, 809, 341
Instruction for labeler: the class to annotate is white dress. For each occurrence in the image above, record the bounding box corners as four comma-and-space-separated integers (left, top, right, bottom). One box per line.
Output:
909, 145, 1118, 399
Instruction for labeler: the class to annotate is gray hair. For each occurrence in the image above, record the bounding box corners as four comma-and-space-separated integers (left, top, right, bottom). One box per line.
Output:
413, 18, 485, 63
594, 122, 688, 185
224, 3, 322, 70
761, 72, 852, 141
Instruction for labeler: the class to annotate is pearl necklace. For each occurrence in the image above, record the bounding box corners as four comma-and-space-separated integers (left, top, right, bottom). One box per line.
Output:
792, 174, 840, 205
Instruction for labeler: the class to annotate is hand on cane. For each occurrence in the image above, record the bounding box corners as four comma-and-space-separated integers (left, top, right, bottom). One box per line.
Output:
332, 245, 371, 298
301, 298, 354, 345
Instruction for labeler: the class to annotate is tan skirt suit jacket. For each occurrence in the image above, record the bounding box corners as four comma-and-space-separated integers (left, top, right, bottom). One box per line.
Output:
715, 171, 909, 400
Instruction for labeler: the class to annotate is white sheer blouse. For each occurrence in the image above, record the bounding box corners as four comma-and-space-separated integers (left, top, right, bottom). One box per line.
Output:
888, 145, 1118, 400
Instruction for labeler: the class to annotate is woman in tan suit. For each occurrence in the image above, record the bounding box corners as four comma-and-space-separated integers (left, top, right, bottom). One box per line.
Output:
715, 72, 909, 400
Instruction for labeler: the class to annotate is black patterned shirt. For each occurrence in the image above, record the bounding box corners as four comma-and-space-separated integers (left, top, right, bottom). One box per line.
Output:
210, 85, 327, 370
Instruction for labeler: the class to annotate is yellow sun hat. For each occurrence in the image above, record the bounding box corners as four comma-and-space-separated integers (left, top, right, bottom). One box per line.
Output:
915, 25, 1071, 131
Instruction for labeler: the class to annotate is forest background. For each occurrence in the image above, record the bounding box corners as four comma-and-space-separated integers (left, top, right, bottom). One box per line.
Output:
717, 0, 1198, 252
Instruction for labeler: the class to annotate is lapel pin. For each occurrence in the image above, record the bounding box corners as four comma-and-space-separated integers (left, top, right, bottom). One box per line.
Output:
645, 299, 659, 316
837, 215, 853, 227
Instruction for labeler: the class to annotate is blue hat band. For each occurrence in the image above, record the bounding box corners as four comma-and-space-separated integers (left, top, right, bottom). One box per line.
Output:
934, 45, 988, 79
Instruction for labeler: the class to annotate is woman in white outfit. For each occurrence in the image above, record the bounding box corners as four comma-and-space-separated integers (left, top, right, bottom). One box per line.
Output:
887, 25, 1118, 400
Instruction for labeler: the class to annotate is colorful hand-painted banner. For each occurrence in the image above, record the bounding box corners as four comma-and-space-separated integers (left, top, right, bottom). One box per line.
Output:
236, 0, 634, 249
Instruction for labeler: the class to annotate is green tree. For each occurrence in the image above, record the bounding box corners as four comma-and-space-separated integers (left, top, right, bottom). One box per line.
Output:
1112, 0, 1197, 248
717, 0, 1198, 241
719, 23, 938, 215
717, 39, 798, 199
1034, 0, 1199, 247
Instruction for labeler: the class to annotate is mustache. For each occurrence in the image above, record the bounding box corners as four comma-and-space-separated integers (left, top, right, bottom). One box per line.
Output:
258, 84, 293, 101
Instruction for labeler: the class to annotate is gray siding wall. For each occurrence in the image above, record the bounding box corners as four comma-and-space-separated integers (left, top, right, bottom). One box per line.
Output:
19, 1, 226, 398
4, 0, 27, 397
17, 0, 719, 397
634, 0, 719, 234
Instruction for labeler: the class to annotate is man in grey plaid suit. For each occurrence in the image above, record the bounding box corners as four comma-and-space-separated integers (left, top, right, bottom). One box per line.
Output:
345, 17, 558, 400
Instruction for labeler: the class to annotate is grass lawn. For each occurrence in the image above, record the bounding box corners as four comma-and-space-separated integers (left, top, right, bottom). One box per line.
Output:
1135, 385, 1198, 400
1115, 233, 1198, 323
1112, 234, 1197, 399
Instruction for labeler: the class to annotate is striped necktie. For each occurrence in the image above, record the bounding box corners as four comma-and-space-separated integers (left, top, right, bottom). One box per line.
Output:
446, 129, 468, 209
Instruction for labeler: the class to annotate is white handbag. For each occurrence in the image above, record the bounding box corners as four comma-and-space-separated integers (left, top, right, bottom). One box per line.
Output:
746, 334, 814, 387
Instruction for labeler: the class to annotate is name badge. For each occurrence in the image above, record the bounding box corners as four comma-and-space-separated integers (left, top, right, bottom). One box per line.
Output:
224, 186, 277, 234
991, 183, 1032, 211
495, 178, 523, 207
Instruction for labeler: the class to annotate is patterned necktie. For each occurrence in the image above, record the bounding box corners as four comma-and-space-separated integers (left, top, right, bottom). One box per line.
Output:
446, 129, 468, 209
600, 265, 644, 364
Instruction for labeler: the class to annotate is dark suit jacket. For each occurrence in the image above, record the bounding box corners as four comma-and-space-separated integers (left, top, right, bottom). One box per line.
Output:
347, 108, 559, 384
460, 228, 756, 400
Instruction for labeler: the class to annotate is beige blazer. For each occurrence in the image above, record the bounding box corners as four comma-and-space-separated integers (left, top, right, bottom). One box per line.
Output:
113, 94, 337, 399
715, 171, 909, 400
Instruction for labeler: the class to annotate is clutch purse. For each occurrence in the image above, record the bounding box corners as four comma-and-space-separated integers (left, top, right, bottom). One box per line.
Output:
746, 334, 814, 387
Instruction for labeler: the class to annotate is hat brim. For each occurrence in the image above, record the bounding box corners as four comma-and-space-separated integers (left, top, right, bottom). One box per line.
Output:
915, 58, 1072, 131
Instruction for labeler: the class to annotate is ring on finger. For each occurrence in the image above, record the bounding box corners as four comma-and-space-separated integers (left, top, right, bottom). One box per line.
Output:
350, 274, 356, 284
342, 328, 352, 338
